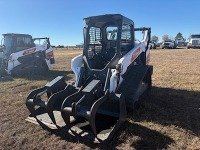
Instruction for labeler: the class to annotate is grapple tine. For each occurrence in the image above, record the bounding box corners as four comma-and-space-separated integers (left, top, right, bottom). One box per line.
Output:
61, 107, 72, 129
89, 91, 127, 141
104, 93, 127, 141
26, 99, 36, 118
60, 86, 126, 142
89, 90, 110, 135
61, 89, 83, 128
26, 76, 75, 128
26, 86, 47, 117
46, 85, 73, 126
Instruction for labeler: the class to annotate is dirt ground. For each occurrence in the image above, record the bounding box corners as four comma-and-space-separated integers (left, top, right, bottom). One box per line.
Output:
0, 48, 200, 150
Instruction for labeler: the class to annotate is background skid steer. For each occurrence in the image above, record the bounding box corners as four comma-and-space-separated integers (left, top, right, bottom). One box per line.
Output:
26, 14, 153, 142
0, 34, 55, 77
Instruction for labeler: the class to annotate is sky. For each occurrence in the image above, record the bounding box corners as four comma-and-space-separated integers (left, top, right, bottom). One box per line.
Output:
0, 0, 200, 46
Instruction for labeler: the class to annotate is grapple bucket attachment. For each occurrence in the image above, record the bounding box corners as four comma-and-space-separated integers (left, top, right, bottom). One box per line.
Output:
26, 76, 76, 128
61, 80, 127, 142
26, 78, 127, 142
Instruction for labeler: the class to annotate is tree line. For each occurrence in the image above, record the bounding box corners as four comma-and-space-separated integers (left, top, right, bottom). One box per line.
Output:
151, 32, 185, 42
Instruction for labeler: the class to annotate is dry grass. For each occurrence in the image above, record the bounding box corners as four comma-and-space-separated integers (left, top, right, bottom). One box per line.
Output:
0, 48, 200, 150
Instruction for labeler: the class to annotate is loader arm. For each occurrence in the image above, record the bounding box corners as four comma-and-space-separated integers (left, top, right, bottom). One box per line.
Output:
134, 27, 151, 49
110, 27, 151, 92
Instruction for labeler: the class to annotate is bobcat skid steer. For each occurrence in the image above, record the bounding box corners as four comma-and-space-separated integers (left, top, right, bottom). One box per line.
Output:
0, 34, 55, 77
26, 14, 153, 143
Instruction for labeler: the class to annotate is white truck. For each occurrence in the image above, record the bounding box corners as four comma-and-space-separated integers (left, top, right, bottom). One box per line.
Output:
177, 38, 186, 47
187, 34, 200, 49
162, 40, 177, 49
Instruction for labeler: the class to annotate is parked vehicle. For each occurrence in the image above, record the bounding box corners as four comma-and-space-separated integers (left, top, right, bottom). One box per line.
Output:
177, 38, 186, 47
150, 41, 157, 49
0, 33, 55, 77
187, 34, 200, 49
162, 40, 174, 49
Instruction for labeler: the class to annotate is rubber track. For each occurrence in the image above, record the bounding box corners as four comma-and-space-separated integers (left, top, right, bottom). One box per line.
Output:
117, 65, 150, 106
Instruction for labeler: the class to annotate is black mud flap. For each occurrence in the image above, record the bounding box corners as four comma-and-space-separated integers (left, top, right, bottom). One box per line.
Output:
60, 80, 127, 143
25, 76, 76, 129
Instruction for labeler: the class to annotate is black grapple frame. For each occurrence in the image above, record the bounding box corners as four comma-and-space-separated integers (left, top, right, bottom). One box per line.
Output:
26, 76, 127, 142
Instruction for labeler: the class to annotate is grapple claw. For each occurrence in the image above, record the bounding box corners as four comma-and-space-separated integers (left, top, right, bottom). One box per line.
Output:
25, 76, 76, 128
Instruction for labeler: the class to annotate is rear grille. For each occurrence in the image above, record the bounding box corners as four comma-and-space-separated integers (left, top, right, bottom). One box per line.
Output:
192, 40, 199, 45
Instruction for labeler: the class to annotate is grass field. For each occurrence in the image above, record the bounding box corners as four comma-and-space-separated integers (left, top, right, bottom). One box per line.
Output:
0, 48, 200, 150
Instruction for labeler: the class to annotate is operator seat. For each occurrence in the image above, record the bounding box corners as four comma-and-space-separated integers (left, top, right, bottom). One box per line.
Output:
105, 41, 116, 61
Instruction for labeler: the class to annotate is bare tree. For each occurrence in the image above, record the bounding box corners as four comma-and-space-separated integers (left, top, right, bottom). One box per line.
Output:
162, 35, 169, 41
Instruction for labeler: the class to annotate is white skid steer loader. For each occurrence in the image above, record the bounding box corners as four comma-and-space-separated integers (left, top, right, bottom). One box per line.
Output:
25, 14, 153, 143
0, 33, 55, 77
